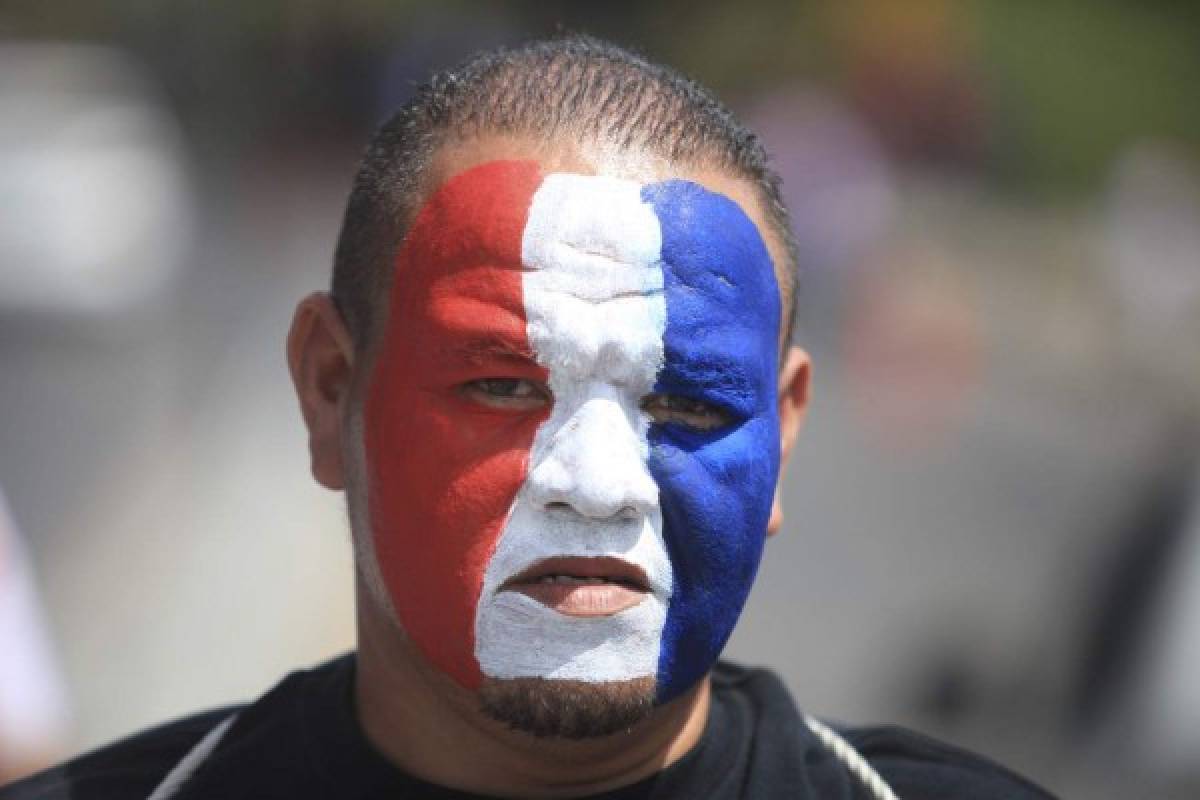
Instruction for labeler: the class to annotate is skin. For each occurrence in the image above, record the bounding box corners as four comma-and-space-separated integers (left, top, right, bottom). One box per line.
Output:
287, 134, 811, 797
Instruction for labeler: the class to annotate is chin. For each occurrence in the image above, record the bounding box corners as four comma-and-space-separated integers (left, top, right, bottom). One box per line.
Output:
478, 675, 657, 739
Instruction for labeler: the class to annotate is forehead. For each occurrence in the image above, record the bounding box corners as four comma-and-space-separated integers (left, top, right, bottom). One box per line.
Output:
417, 135, 789, 281
397, 157, 780, 349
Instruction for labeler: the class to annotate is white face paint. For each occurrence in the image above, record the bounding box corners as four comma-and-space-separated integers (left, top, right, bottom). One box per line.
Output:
473, 174, 673, 682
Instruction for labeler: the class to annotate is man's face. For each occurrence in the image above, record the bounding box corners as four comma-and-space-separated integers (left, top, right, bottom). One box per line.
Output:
360, 147, 782, 715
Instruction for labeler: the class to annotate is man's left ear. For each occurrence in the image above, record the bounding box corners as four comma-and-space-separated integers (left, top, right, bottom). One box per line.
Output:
767, 347, 811, 537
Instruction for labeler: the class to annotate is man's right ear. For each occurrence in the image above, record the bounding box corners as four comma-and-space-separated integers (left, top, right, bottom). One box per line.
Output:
286, 292, 356, 490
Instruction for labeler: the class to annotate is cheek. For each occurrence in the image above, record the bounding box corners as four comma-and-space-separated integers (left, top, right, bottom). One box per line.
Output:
360, 160, 546, 688
649, 419, 779, 701
364, 370, 547, 688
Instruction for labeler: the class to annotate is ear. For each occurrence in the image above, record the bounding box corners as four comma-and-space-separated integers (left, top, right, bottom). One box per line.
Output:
767, 347, 811, 537
286, 292, 356, 490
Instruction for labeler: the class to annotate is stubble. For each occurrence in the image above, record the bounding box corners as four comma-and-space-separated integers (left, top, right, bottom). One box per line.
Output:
479, 675, 657, 739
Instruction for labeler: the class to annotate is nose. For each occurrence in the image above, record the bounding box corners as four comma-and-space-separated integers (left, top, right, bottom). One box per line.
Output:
526, 393, 659, 519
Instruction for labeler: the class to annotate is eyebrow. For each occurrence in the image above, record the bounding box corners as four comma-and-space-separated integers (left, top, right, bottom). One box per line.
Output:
659, 349, 757, 395
445, 335, 540, 365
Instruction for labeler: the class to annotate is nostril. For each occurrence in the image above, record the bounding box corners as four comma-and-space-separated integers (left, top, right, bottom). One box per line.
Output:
527, 429, 660, 517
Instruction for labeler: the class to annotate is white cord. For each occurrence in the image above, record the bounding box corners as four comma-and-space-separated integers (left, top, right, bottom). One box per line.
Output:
145, 713, 238, 800
803, 713, 900, 800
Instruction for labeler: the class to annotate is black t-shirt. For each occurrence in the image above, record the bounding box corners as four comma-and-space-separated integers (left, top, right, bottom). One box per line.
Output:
2, 655, 1054, 799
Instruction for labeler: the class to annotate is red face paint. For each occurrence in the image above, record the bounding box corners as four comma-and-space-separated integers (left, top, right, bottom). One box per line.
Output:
364, 160, 548, 688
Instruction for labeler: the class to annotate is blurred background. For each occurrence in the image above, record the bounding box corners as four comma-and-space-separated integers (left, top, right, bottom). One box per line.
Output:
1, 0, 1198, 795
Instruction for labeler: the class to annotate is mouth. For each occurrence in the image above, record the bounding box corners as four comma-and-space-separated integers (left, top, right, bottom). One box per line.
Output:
499, 557, 651, 617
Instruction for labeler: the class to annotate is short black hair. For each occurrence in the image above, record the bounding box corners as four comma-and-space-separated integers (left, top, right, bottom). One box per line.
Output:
331, 34, 798, 352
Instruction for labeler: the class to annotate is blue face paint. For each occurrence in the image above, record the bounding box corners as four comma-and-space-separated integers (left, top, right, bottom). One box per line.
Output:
641, 180, 782, 702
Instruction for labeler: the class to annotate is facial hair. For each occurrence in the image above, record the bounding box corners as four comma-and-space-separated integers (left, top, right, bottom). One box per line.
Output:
479, 675, 656, 739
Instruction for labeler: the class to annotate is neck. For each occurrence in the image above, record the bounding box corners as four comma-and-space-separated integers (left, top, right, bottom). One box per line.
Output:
353, 584, 710, 798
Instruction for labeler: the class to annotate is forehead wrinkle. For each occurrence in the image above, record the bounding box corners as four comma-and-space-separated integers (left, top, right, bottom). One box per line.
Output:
534, 285, 665, 306
523, 172, 662, 275
541, 241, 646, 273
525, 301, 665, 387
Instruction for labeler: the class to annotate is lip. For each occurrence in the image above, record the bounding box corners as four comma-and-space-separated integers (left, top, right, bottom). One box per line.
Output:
499, 557, 651, 617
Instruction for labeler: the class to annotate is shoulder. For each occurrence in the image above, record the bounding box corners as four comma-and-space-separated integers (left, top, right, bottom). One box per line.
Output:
1, 654, 355, 800
711, 661, 1055, 799
0, 707, 239, 800
836, 723, 1056, 799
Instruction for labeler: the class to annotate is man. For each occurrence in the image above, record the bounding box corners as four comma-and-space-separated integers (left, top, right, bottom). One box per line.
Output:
3, 36, 1052, 799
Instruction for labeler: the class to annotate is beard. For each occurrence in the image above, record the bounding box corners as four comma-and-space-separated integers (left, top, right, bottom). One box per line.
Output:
479, 675, 657, 739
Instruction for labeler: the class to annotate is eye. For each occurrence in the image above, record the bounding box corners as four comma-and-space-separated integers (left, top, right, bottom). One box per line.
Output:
641, 393, 733, 431
460, 378, 551, 411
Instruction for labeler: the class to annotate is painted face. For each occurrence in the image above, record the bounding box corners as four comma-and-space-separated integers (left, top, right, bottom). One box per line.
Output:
364, 160, 781, 702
